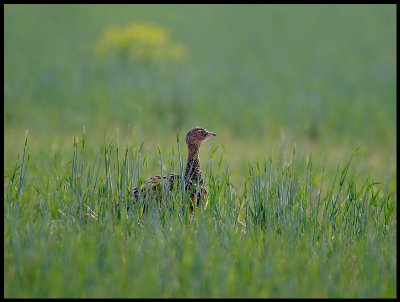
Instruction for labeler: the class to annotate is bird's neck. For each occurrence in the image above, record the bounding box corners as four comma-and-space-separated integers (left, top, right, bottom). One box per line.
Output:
185, 143, 202, 183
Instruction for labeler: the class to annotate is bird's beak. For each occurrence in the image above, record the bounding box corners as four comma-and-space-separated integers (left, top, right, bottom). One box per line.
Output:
207, 131, 216, 137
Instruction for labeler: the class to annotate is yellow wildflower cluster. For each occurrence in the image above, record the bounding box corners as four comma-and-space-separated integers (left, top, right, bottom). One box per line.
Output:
95, 22, 187, 64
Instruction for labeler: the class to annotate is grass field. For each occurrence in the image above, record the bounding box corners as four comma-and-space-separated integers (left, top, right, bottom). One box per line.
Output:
4, 4, 396, 298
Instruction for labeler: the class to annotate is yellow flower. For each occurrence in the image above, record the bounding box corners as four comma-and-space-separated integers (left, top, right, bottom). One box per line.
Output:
95, 22, 187, 64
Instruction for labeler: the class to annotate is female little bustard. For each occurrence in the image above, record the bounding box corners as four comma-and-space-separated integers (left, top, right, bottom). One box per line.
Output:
133, 126, 216, 213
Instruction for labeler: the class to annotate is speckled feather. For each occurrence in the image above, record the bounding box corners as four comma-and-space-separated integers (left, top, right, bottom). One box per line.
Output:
133, 126, 215, 212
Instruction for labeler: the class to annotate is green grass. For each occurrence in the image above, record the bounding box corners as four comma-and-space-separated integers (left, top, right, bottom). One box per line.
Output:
4, 4, 396, 298
4, 133, 396, 297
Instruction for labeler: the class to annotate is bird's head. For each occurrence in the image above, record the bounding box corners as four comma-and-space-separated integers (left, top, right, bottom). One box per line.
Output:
185, 126, 216, 148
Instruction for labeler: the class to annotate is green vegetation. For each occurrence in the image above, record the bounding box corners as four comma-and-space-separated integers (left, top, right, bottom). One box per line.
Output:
4, 4, 396, 298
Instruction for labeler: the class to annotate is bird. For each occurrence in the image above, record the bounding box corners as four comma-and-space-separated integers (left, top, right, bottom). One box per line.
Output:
132, 126, 216, 214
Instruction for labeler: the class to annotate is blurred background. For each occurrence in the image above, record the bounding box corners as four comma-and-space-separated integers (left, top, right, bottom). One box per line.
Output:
4, 4, 396, 189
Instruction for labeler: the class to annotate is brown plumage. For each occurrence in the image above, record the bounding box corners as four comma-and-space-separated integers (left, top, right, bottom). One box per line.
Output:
133, 126, 216, 213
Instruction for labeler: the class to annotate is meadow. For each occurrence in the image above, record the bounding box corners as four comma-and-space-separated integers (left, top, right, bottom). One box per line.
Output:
4, 4, 396, 298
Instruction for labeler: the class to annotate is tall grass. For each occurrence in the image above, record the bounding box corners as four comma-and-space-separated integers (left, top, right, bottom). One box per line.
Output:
4, 134, 396, 297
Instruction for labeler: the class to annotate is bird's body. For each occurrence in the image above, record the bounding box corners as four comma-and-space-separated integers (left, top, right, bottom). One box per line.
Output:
133, 126, 216, 213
